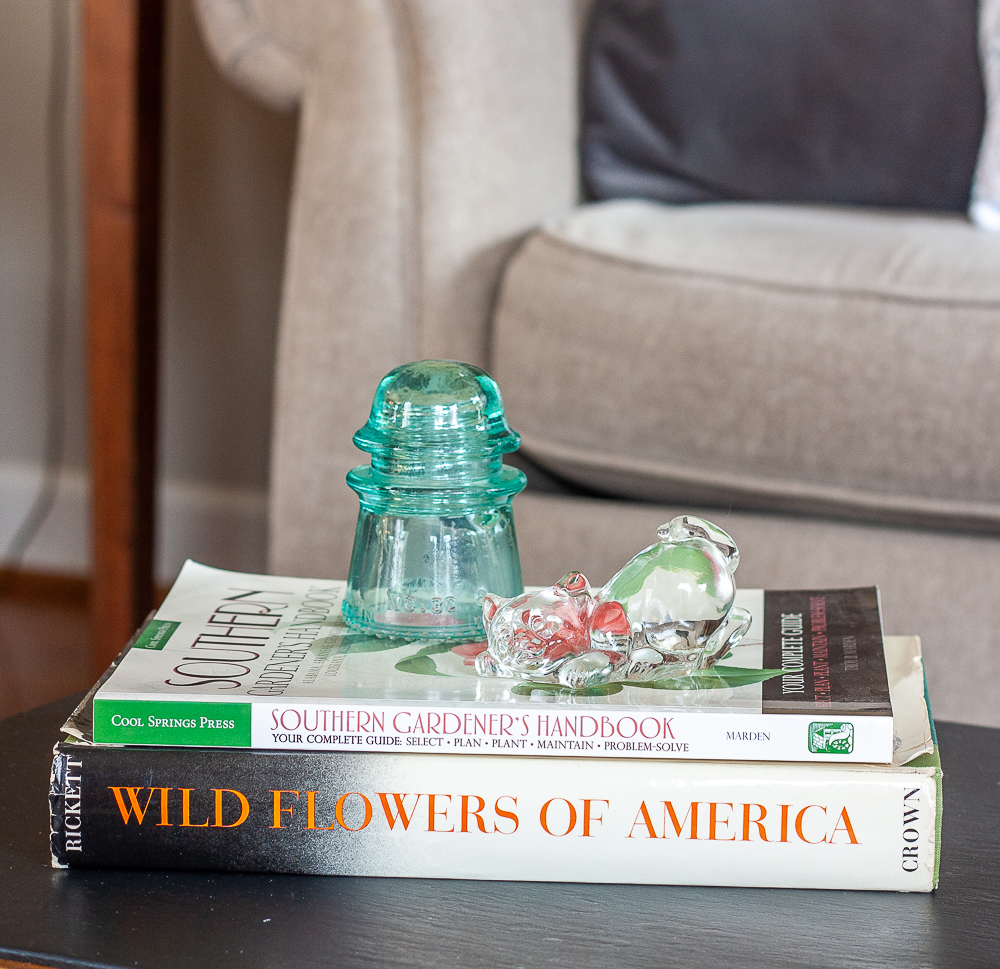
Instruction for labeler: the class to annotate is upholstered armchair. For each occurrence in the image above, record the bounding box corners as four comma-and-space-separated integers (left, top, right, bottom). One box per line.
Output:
194, 0, 1000, 727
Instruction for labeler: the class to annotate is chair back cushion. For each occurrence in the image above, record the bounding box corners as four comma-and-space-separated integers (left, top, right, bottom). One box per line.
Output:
583, 0, 985, 211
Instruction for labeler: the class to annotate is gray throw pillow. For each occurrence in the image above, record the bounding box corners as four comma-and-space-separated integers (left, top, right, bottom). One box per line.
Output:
584, 0, 985, 213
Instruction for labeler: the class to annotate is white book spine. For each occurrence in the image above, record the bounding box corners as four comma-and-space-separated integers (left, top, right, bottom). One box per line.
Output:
310, 752, 940, 890
91, 695, 894, 763
249, 701, 893, 763
51, 742, 940, 891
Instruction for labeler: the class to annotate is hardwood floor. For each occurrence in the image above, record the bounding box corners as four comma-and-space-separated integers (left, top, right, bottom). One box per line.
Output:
0, 571, 93, 720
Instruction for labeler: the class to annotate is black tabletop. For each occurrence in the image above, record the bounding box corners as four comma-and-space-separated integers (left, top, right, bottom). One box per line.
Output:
1, 695, 997, 969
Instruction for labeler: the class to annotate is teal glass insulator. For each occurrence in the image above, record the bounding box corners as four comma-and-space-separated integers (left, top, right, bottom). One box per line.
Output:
343, 360, 526, 640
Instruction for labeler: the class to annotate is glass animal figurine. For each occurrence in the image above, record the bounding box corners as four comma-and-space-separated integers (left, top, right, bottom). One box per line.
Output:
475, 516, 752, 689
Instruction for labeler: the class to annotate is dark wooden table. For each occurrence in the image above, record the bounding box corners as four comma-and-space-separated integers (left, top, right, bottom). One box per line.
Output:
1, 696, 997, 969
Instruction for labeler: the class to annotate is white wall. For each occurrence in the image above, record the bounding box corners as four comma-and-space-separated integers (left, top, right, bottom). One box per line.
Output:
0, 0, 297, 583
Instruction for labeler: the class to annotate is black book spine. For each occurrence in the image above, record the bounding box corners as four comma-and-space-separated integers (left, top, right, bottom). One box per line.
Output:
761, 587, 890, 714
50, 745, 84, 865
50, 742, 338, 875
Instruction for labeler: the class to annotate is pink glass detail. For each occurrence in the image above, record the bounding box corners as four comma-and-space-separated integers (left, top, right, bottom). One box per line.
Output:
474, 573, 630, 689
476, 516, 753, 690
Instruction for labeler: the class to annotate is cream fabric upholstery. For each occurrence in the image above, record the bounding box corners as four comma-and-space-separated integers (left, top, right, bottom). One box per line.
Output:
194, 0, 1000, 727
497, 200, 1000, 726
195, 0, 587, 578
495, 201, 1000, 531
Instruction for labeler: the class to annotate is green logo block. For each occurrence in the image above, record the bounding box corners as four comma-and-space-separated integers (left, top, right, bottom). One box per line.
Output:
133, 619, 180, 651
808, 721, 855, 754
93, 699, 251, 746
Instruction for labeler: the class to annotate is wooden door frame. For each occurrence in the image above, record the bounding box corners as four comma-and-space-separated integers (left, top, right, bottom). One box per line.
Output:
82, 0, 164, 675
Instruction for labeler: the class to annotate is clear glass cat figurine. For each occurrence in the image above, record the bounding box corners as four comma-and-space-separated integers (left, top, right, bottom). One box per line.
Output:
475, 516, 752, 690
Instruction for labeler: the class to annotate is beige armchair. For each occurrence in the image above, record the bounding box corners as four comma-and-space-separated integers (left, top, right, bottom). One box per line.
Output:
195, 0, 1000, 727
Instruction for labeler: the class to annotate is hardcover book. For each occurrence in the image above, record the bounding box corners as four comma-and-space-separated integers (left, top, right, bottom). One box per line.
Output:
49, 635, 940, 890
79, 562, 896, 764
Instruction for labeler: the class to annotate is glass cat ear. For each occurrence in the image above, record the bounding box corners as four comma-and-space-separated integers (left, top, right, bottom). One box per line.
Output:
657, 516, 740, 571
483, 593, 503, 623
556, 572, 591, 596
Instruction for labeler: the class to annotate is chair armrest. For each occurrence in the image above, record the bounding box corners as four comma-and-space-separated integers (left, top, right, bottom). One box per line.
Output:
193, 0, 305, 111
193, 0, 588, 578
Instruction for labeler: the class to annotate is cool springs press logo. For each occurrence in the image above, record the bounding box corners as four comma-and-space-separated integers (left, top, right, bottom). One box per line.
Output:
808, 721, 855, 755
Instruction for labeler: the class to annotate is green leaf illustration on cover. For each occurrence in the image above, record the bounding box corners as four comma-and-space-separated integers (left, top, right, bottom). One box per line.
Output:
510, 681, 625, 698
394, 640, 457, 676
636, 667, 784, 691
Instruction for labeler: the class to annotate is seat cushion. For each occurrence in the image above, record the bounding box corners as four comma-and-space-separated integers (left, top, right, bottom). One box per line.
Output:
491, 200, 1000, 531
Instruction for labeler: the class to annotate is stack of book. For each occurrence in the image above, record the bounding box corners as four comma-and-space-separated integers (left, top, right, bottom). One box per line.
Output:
49, 562, 941, 891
